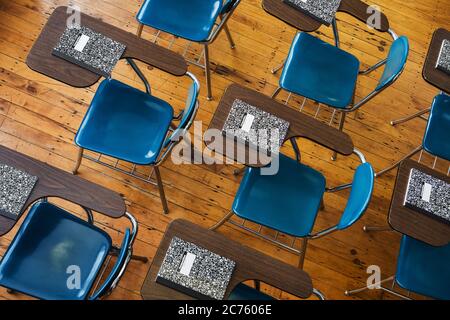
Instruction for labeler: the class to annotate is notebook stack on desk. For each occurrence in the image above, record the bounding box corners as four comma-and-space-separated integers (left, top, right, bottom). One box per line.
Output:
0, 163, 38, 220
156, 237, 236, 300
283, 0, 342, 26
404, 168, 450, 225
436, 39, 450, 75
222, 99, 290, 154
52, 25, 126, 78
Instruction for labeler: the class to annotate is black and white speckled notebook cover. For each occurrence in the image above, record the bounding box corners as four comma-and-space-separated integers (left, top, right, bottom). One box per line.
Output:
436, 39, 450, 75
0, 163, 38, 220
156, 237, 236, 300
404, 168, 450, 225
52, 25, 126, 78
283, 0, 341, 26
222, 99, 290, 154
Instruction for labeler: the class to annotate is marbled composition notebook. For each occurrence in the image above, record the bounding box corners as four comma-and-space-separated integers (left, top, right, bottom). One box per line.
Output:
156, 237, 236, 300
404, 168, 450, 225
53, 25, 126, 78
436, 39, 450, 75
283, 0, 341, 26
0, 163, 38, 220
222, 99, 290, 154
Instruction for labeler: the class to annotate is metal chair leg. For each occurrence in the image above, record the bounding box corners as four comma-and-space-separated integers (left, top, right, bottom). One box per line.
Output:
320, 198, 325, 211
136, 23, 144, 38
298, 238, 308, 269
210, 211, 235, 231
391, 108, 431, 126
331, 112, 346, 161
223, 24, 235, 49
363, 225, 392, 232
233, 167, 246, 176
290, 137, 301, 162
154, 167, 169, 214
345, 276, 394, 296
72, 147, 84, 175
375, 146, 423, 177
111, 247, 148, 263
271, 60, 285, 74
204, 44, 213, 101
271, 87, 282, 99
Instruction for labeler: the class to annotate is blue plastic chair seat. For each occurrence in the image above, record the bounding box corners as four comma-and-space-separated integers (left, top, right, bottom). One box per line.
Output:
137, 0, 224, 42
395, 236, 450, 300
422, 93, 450, 161
280, 32, 360, 109
228, 283, 274, 300
232, 154, 326, 237
0, 202, 112, 300
75, 79, 174, 165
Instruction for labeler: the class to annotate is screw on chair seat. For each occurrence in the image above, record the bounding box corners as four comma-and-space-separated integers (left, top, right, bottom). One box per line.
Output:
395, 235, 450, 300
228, 283, 274, 300
75, 79, 174, 165
279, 32, 360, 109
422, 93, 450, 161
136, 0, 226, 42
0, 202, 112, 300
232, 154, 326, 238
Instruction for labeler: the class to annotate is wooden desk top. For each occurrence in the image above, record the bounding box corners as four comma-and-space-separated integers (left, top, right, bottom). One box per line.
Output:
262, 0, 389, 33
141, 219, 313, 300
423, 28, 450, 93
205, 84, 354, 167
0, 145, 126, 236
26, 6, 188, 88
389, 159, 450, 247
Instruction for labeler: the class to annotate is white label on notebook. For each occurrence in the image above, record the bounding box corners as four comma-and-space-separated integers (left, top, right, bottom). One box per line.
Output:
240, 114, 255, 133
179, 252, 196, 276
421, 183, 432, 202
74, 34, 90, 52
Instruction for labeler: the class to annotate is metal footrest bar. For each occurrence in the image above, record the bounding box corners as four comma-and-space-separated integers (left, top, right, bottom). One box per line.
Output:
345, 276, 412, 300
82, 153, 158, 186
228, 219, 302, 255
363, 225, 393, 232
151, 30, 207, 71
271, 60, 285, 74
390, 107, 431, 126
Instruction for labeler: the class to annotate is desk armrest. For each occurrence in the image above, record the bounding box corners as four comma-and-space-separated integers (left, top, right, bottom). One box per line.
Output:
339, 0, 390, 32
0, 146, 126, 222
243, 254, 314, 299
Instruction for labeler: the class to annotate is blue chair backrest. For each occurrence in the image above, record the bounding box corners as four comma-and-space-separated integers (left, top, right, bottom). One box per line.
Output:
179, 81, 199, 129
90, 229, 131, 300
165, 80, 199, 146
422, 93, 450, 160
337, 163, 375, 230
376, 36, 409, 91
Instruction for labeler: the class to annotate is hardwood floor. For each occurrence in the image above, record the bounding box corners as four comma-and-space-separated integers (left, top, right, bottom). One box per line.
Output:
0, 0, 449, 300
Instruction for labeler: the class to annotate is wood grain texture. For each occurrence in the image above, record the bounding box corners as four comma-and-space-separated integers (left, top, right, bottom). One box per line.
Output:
206, 84, 354, 167
423, 28, 450, 93
141, 219, 313, 300
26, 6, 187, 88
389, 159, 450, 246
0, 145, 126, 235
